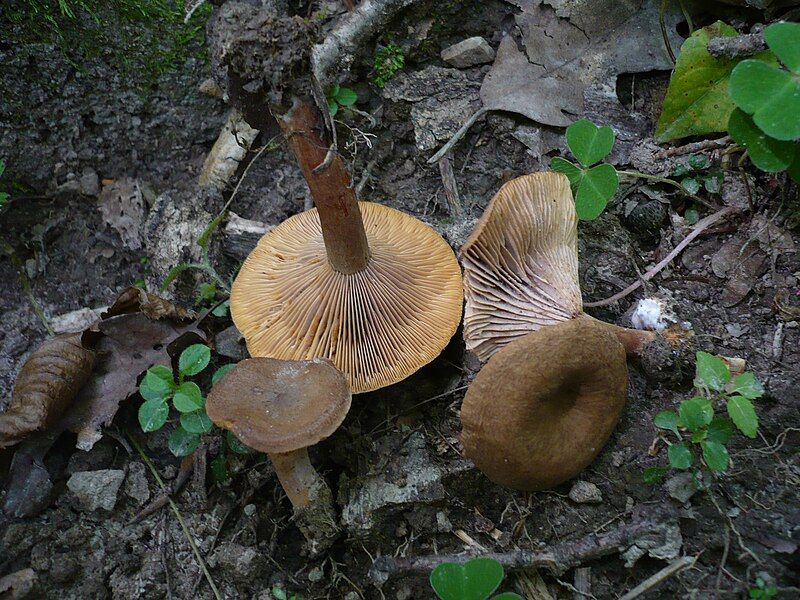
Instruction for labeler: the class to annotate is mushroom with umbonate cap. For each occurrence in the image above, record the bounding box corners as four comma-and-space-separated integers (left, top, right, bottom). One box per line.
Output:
460, 316, 628, 491
231, 100, 463, 394
206, 356, 351, 550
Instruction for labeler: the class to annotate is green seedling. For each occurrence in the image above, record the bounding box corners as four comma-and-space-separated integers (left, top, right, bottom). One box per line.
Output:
749, 576, 778, 599
671, 154, 723, 196
430, 558, 522, 600
552, 119, 619, 220
372, 43, 405, 88
195, 281, 229, 317
728, 22, 800, 178
644, 352, 764, 485
270, 585, 299, 600
326, 84, 358, 117
0, 161, 9, 208
137, 344, 244, 460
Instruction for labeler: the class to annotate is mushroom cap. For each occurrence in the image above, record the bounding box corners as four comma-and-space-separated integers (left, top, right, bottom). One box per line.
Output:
206, 357, 351, 454
460, 172, 583, 361
231, 201, 463, 394
460, 315, 627, 491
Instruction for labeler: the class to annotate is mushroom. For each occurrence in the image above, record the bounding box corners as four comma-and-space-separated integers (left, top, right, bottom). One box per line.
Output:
206, 357, 351, 550
460, 171, 656, 362
231, 100, 463, 393
460, 316, 627, 490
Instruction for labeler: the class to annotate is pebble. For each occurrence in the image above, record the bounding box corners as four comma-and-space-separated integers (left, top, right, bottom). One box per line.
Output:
441, 37, 495, 68
67, 470, 125, 512
568, 480, 603, 504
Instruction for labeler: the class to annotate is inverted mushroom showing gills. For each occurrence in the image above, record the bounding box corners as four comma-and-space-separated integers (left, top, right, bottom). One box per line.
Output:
231, 100, 463, 393
461, 316, 628, 490
460, 171, 656, 361
207, 357, 351, 550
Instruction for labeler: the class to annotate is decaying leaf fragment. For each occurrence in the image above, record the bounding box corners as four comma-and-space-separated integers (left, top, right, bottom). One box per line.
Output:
0, 333, 95, 449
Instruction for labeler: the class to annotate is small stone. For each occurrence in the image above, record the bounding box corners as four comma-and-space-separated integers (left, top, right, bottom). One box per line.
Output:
396, 585, 413, 600
436, 511, 453, 532
441, 37, 495, 68
67, 469, 125, 512
568, 480, 603, 504
344, 593, 359, 600
124, 462, 150, 506
215, 326, 249, 361
244, 503, 257, 517
209, 543, 265, 581
666, 472, 697, 504
79, 168, 100, 196
307, 566, 324, 582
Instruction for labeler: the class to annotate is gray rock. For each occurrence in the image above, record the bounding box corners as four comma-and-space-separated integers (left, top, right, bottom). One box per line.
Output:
124, 462, 150, 506
79, 168, 100, 196
215, 325, 249, 361
666, 473, 697, 504
568, 480, 603, 504
441, 37, 495, 68
67, 470, 125, 512
209, 542, 266, 581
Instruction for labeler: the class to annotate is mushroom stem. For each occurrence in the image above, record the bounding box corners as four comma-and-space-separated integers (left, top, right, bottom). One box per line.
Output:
586, 316, 658, 356
269, 447, 322, 509
276, 98, 370, 274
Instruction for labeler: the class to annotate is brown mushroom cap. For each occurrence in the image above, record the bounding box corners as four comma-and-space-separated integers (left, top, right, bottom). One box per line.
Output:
231, 201, 463, 394
460, 172, 582, 361
460, 315, 627, 491
206, 357, 351, 454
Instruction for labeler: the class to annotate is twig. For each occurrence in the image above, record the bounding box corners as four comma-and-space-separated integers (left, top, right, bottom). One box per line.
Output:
438, 156, 463, 217
659, 0, 676, 63
427, 108, 488, 164
708, 32, 765, 59
584, 206, 737, 308
617, 170, 718, 209
618, 555, 697, 600
128, 452, 194, 524
655, 136, 731, 159
716, 526, 730, 597
130, 435, 223, 600
369, 507, 677, 586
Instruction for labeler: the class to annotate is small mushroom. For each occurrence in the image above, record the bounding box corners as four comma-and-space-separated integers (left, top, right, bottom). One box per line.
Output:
231, 101, 463, 393
460, 316, 627, 490
206, 357, 350, 550
460, 171, 656, 361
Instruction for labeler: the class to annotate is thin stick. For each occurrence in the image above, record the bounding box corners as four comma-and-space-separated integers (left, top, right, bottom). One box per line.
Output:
618, 556, 697, 600
427, 108, 488, 164
617, 170, 718, 209
584, 206, 736, 308
655, 136, 730, 159
130, 435, 223, 600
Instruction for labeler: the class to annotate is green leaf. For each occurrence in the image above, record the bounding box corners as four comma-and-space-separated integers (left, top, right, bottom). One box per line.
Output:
679, 396, 714, 432
654, 410, 680, 436
179, 344, 211, 376
682, 177, 700, 194
430, 558, 505, 600
701, 440, 729, 472
168, 426, 200, 457
335, 87, 358, 107
684, 208, 699, 224
212, 363, 236, 385
196, 282, 217, 303
668, 443, 693, 470
765, 22, 800, 74
328, 98, 339, 117
492, 595, 524, 600
139, 365, 175, 401
706, 416, 734, 444
694, 351, 731, 392
210, 452, 229, 483
729, 60, 800, 141
690, 429, 707, 443
789, 152, 800, 184
173, 381, 204, 413
728, 371, 764, 400
551, 157, 583, 188
139, 399, 169, 432
728, 109, 796, 172
643, 466, 669, 484
656, 22, 745, 141
211, 300, 229, 318
671, 162, 691, 177
226, 430, 255, 454
181, 410, 214, 434
575, 163, 618, 220
687, 154, 708, 170
565, 119, 615, 167
160, 263, 194, 291
727, 395, 758, 438
703, 171, 723, 194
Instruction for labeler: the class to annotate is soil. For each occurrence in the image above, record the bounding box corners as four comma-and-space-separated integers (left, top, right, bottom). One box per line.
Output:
1, 1, 798, 599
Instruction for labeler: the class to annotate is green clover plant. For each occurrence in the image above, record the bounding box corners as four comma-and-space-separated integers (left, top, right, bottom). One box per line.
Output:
552, 119, 619, 220
138, 344, 243, 461
728, 22, 800, 178
326, 84, 358, 117
645, 351, 764, 485
430, 558, 522, 600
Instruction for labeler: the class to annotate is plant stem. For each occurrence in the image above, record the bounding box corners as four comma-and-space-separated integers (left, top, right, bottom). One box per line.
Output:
277, 98, 370, 274
617, 170, 717, 209
129, 435, 223, 600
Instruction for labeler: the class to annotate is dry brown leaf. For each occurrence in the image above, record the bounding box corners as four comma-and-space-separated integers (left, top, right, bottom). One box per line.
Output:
104, 285, 195, 321
0, 333, 95, 449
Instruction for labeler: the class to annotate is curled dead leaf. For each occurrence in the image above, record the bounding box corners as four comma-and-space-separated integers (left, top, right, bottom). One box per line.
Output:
104, 286, 194, 321
0, 333, 95, 449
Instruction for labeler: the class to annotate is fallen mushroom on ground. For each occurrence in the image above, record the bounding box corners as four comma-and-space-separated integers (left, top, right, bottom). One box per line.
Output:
231, 99, 463, 393
206, 356, 351, 552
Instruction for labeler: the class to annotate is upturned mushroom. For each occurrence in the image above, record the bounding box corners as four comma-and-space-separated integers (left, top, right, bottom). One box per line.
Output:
206, 357, 351, 550
460, 316, 627, 490
460, 171, 656, 361
231, 100, 463, 393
